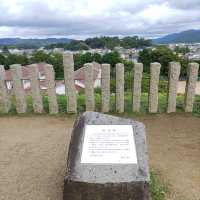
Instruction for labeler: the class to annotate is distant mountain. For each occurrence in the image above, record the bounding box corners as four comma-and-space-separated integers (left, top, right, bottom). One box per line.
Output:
153, 30, 200, 44
0, 38, 72, 48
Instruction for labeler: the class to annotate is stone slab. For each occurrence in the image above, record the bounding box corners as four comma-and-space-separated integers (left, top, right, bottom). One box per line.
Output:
64, 112, 149, 200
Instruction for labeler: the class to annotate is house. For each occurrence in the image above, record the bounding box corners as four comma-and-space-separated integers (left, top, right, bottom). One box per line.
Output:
75, 62, 101, 90
4, 63, 46, 92
4, 62, 102, 94
8, 49, 25, 55
53, 48, 65, 53
56, 62, 101, 94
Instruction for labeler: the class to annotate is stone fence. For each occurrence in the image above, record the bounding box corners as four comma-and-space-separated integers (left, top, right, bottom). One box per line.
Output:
0, 52, 199, 114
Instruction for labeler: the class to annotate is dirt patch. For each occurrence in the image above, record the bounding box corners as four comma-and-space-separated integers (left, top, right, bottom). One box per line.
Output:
0, 114, 199, 200
137, 114, 200, 200
0, 116, 74, 200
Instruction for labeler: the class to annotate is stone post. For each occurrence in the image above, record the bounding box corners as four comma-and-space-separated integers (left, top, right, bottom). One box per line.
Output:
44, 64, 59, 114
84, 63, 95, 111
132, 63, 143, 112
101, 64, 110, 113
10, 64, 27, 113
148, 62, 161, 113
116, 63, 124, 113
184, 63, 199, 112
63, 52, 77, 113
167, 62, 181, 113
29, 64, 43, 113
0, 65, 10, 113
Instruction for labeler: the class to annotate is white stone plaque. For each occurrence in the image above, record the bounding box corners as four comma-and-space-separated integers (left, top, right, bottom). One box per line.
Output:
81, 125, 137, 164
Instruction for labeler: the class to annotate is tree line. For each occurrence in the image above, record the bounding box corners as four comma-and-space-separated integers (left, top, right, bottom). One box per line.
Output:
0, 51, 125, 78
138, 46, 191, 78
0, 36, 151, 50
46, 36, 152, 50
0, 46, 198, 80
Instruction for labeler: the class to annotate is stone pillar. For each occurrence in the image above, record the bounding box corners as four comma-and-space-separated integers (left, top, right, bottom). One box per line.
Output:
0, 65, 10, 113
44, 64, 59, 114
63, 52, 77, 113
101, 64, 110, 113
84, 63, 95, 111
148, 63, 161, 113
10, 64, 27, 113
29, 64, 43, 113
132, 63, 143, 112
184, 63, 199, 112
116, 63, 124, 113
167, 62, 181, 113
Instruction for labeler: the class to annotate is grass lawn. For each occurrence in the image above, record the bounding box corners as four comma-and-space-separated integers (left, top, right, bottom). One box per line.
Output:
3, 92, 200, 117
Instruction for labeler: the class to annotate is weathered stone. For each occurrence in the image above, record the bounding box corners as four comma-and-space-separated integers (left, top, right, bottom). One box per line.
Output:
44, 64, 59, 114
185, 63, 199, 112
29, 64, 43, 113
101, 64, 110, 113
84, 63, 95, 111
63, 52, 77, 113
116, 63, 124, 113
0, 65, 10, 113
10, 64, 27, 113
148, 63, 161, 113
167, 62, 181, 113
132, 63, 143, 112
64, 112, 150, 200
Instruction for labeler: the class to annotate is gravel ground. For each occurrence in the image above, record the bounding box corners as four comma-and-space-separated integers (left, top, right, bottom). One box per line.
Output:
0, 114, 199, 200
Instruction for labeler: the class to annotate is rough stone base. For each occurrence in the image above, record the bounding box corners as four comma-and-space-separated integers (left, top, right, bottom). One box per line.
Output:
64, 181, 149, 200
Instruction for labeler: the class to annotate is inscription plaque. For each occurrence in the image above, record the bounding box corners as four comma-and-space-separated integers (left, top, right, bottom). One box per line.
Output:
81, 125, 137, 164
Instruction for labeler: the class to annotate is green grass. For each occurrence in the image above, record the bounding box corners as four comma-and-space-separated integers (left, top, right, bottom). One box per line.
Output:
2, 92, 200, 116
150, 171, 167, 200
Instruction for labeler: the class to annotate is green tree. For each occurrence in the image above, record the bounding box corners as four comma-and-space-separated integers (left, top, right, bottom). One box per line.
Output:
66, 41, 89, 51
74, 52, 94, 70
47, 53, 63, 79
123, 60, 134, 72
92, 53, 102, 63
174, 46, 190, 54
83, 36, 151, 50
0, 54, 6, 68
139, 46, 179, 76
85, 37, 106, 49
31, 50, 49, 63
2, 46, 9, 54
178, 58, 189, 78
5, 53, 29, 68
138, 49, 152, 73
102, 51, 122, 67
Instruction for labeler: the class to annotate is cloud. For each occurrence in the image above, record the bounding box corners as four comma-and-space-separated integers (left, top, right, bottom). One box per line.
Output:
167, 0, 200, 10
0, 0, 200, 38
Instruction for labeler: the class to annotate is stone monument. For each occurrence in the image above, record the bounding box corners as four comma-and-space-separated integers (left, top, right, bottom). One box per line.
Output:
64, 112, 149, 200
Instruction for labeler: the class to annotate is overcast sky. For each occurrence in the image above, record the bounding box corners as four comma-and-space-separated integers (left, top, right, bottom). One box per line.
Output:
0, 0, 200, 39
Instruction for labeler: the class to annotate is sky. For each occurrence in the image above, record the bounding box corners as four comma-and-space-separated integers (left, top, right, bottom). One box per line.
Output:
0, 0, 200, 39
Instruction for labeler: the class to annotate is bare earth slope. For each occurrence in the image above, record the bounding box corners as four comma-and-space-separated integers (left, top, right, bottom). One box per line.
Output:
0, 114, 199, 200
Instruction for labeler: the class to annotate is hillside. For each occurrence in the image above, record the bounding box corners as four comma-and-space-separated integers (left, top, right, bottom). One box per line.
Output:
0, 36, 152, 50
0, 38, 71, 48
153, 29, 200, 44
